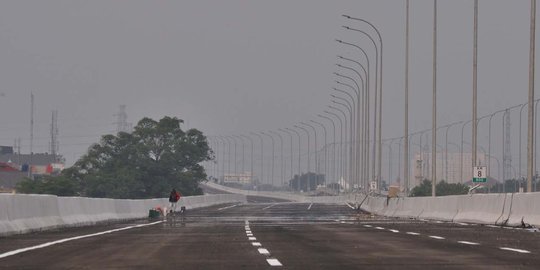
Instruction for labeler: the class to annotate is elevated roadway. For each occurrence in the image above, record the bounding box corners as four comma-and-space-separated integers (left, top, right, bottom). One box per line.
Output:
1, 197, 539, 269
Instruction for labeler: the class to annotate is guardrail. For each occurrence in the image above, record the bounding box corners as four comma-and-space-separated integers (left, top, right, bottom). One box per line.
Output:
0, 193, 247, 236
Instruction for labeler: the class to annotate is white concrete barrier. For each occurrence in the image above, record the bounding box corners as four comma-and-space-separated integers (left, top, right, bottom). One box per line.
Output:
418, 195, 460, 222
453, 193, 509, 225
506, 193, 540, 227
0, 193, 246, 236
2, 194, 63, 234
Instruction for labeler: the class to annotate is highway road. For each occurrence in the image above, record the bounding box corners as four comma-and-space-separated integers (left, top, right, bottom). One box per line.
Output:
1, 196, 540, 269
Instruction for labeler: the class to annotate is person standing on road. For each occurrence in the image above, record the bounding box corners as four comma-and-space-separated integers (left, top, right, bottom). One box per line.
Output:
168, 188, 181, 213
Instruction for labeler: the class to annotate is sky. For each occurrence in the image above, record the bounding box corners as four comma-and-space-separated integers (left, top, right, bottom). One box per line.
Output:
0, 0, 536, 181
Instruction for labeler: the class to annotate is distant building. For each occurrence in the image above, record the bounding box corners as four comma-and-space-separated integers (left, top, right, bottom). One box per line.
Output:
411, 151, 486, 188
0, 147, 65, 193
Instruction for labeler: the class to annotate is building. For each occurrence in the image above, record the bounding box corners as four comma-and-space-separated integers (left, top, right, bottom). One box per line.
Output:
411, 151, 486, 188
0, 147, 65, 193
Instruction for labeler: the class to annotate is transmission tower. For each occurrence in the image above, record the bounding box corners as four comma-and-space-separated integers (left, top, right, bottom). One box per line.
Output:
114, 105, 132, 133
50, 110, 59, 161
503, 109, 512, 181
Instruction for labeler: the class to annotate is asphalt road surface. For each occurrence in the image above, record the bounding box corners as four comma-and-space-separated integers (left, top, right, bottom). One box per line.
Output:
1, 196, 540, 269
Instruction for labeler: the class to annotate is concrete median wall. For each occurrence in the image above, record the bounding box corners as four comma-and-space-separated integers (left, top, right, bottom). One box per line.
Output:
353, 192, 540, 227
0, 193, 246, 236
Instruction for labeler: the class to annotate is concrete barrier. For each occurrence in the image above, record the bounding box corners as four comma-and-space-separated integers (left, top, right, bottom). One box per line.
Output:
418, 195, 460, 222
3, 194, 63, 234
506, 193, 540, 227
453, 193, 508, 225
0, 193, 246, 236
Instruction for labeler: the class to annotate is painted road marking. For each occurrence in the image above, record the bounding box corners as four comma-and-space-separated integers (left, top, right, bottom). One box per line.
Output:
245, 220, 249, 224
0, 221, 163, 259
486, 225, 499, 228
375, 227, 385, 230
246, 230, 252, 234
406, 232, 420, 235
267, 258, 283, 266
218, 204, 239, 211
364, 225, 373, 228
458, 241, 480, 245
389, 229, 399, 233
252, 242, 262, 247
248, 237, 257, 241
307, 203, 313, 210
456, 223, 469, 226
500, 247, 531, 254
429, 236, 445, 240
258, 248, 270, 255
247, 233, 253, 237
346, 203, 355, 209
263, 204, 278, 210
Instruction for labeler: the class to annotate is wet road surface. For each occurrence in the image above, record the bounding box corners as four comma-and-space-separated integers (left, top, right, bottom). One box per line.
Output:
1, 196, 540, 269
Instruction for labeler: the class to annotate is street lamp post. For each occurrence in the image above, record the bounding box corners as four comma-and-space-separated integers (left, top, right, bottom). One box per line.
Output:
325, 110, 344, 191
301, 122, 319, 188
337, 49, 371, 187
342, 16, 384, 193
319, 114, 337, 188
261, 132, 275, 188
311, 119, 328, 187
285, 127, 302, 191
329, 105, 349, 191
527, 0, 536, 193
336, 40, 372, 189
279, 128, 294, 186
251, 132, 264, 187
295, 125, 311, 191
337, 58, 368, 187
270, 130, 284, 187
240, 135, 254, 185
331, 96, 355, 187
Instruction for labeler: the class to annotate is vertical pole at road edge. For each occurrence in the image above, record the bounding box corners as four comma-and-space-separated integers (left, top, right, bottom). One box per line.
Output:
432, 0, 438, 197
404, 0, 410, 195
528, 0, 536, 192
472, 0, 478, 169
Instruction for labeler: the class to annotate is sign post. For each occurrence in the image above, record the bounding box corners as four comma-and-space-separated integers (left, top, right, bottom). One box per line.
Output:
473, 166, 487, 183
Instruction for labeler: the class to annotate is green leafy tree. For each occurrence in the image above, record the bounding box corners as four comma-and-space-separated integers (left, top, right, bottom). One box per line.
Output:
18, 116, 212, 198
410, 179, 469, 197
16, 175, 79, 197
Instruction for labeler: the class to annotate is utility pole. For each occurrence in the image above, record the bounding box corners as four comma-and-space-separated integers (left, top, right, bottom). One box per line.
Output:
472, 0, 479, 169
527, 0, 536, 192
432, 0, 438, 197
404, 0, 410, 194
29, 93, 34, 179
50, 110, 59, 162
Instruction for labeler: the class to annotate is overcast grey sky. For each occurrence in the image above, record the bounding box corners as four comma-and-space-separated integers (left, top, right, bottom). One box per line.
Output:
0, 0, 536, 167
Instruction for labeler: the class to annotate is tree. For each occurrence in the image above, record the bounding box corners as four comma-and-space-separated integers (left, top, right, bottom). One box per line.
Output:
17, 116, 212, 199
410, 179, 468, 197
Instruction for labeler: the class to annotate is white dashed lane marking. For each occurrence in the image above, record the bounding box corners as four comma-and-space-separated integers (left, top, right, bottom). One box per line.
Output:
267, 258, 283, 266
248, 237, 257, 241
429, 236, 445, 240
458, 241, 480, 245
258, 248, 270, 255
218, 204, 239, 211
263, 204, 278, 210
406, 232, 420, 235
252, 242, 262, 247
389, 229, 399, 233
364, 225, 373, 228
375, 227, 385, 230
346, 203, 355, 209
500, 247, 531, 254
307, 203, 313, 210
